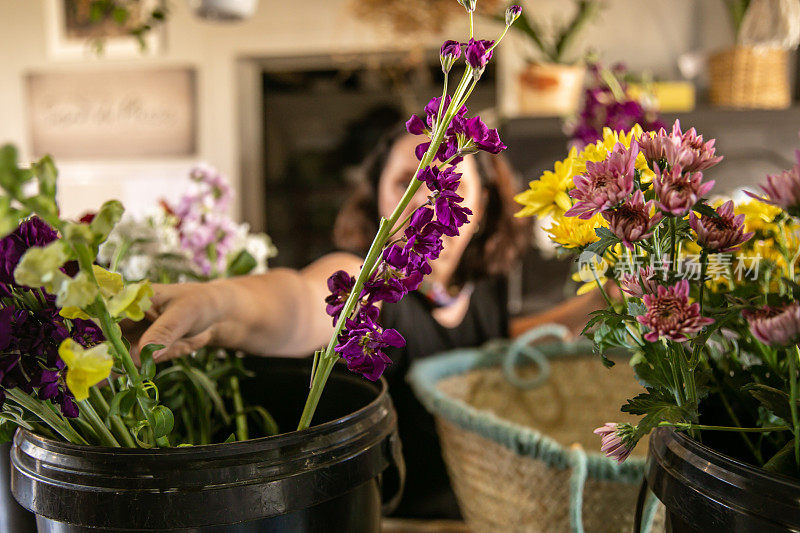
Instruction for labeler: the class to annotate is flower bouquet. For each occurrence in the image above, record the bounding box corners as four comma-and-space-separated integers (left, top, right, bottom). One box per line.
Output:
516, 121, 800, 528
1, 2, 521, 529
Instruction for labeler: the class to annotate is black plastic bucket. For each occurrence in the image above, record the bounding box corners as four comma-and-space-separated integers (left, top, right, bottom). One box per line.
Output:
638, 428, 800, 532
10, 357, 404, 532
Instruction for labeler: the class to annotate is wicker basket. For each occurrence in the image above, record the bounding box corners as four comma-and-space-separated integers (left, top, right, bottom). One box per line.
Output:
408, 325, 663, 533
708, 46, 791, 109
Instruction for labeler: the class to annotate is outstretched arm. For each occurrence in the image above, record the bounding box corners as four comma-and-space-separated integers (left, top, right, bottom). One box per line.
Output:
138, 252, 363, 361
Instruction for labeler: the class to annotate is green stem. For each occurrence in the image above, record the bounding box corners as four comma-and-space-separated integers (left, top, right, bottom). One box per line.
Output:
78, 400, 120, 447
698, 250, 709, 316
669, 217, 677, 275
89, 387, 135, 448
5, 389, 88, 445
789, 345, 800, 466
718, 386, 763, 464
230, 375, 248, 441
665, 422, 790, 433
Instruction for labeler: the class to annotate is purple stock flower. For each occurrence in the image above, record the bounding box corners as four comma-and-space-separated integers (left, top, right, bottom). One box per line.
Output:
603, 190, 663, 249
464, 38, 494, 70
404, 207, 444, 261
653, 164, 715, 217
417, 166, 472, 236
71, 318, 105, 347
324, 270, 356, 322
0, 217, 58, 285
565, 142, 637, 219
689, 200, 753, 253
636, 280, 714, 343
744, 303, 800, 347
746, 151, 800, 217
336, 314, 405, 381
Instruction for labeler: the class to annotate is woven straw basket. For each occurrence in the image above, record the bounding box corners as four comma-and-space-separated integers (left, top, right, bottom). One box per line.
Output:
408, 325, 663, 532
708, 46, 791, 109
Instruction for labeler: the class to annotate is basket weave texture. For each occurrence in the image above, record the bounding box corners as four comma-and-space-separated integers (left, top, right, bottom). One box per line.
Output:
409, 337, 664, 533
708, 46, 790, 109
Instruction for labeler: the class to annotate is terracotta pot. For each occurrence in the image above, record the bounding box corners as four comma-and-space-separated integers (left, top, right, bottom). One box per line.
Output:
517, 62, 585, 117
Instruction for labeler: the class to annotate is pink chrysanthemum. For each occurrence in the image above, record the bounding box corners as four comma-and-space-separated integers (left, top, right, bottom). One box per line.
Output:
603, 190, 663, 249
637, 280, 714, 343
689, 200, 754, 253
744, 303, 800, 347
640, 120, 722, 172
593, 423, 634, 464
746, 151, 800, 217
653, 164, 715, 217
620, 266, 661, 299
564, 142, 637, 220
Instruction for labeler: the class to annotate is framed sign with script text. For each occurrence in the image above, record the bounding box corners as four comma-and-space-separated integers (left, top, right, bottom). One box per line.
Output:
26, 68, 196, 159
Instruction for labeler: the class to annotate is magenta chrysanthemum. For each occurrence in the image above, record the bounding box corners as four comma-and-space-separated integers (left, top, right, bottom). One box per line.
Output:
746, 151, 800, 217
689, 200, 754, 253
636, 280, 714, 343
603, 190, 663, 249
593, 423, 634, 464
640, 120, 722, 172
744, 303, 800, 347
620, 266, 661, 299
653, 164, 715, 217
564, 142, 638, 219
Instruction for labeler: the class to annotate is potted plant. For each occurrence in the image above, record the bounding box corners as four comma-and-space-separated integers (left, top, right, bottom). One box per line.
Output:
708, 0, 800, 109
2, 2, 521, 529
505, 0, 601, 116
515, 120, 800, 530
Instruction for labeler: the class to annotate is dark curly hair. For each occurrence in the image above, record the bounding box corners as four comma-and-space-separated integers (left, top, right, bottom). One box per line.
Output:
333, 125, 529, 288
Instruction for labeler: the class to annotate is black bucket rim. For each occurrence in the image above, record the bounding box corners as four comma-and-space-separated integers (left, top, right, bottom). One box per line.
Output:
10, 358, 402, 529
13, 362, 389, 457
646, 427, 800, 531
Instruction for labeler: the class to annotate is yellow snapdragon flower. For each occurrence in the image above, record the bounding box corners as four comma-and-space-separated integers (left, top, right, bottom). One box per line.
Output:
107, 280, 153, 322
58, 339, 113, 401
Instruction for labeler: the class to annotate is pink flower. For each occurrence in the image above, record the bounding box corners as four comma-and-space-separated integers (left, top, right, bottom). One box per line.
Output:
603, 190, 663, 249
689, 200, 754, 253
565, 142, 637, 219
593, 423, 634, 464
620, 266, 661, 298
637, 280, 714, 343
640, 120, 722, 172
745, 151, 800, 217
653, 164, 715, 217
744, 303, 800, 347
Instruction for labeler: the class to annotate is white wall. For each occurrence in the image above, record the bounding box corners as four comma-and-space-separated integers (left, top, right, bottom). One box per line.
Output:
0, 0, 732, 220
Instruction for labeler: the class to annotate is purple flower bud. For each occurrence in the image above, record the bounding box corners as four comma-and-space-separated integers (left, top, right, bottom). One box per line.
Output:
505, 5, 522, 26
440, 40, 462, 73
464, 38, 494, 72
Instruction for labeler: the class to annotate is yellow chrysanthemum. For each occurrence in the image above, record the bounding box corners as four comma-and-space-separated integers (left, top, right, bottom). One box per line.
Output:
58, 339, 113, 401
736, 200, 782, 236
515, 153, 577, 219
546, 213, 607, 249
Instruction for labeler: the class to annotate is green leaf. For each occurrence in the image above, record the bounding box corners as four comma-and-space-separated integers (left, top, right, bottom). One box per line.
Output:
763, 440, 800, 476
745, 384, 793, 424
149, 405, 174, 438
584, 227, 620, 257
32, 155, 57, 200
622, 387, 691, 441
227, 249, 257, 276
139, 343, 164, 381
223, 433, 236, 443
112, 6, 129, 24
108, 388, 137, 418
692, 202, 720, 219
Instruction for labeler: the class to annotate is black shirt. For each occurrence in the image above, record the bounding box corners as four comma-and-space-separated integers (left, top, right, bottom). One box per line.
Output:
380, 276, 508, 519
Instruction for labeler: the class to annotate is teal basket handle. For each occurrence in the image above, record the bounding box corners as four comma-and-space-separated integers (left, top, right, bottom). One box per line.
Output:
568, 444, 588, 533
502, 324, 570, 390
